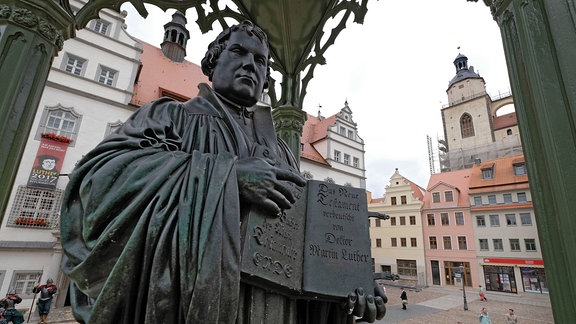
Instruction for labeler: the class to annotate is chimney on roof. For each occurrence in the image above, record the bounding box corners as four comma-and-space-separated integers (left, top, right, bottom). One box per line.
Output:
474, 158, 482, 165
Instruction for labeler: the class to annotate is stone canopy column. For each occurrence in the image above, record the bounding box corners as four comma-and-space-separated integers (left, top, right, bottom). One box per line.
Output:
476, 0, 576, 321
0, 1, 74, 219
272, 106, 307, 164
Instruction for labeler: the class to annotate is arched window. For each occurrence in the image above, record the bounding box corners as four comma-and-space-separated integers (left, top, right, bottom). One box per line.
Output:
460, 113, 475, 138
36, 104, 82, 146
170, 30, 177, 42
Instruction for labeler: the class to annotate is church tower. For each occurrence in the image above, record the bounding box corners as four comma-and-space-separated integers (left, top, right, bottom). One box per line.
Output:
439, 53, 519, 171
160, 11, 189, 63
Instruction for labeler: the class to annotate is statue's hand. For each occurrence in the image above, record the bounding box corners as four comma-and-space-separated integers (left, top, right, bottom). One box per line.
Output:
236, 157, 306, 214
343, 285, 387, 323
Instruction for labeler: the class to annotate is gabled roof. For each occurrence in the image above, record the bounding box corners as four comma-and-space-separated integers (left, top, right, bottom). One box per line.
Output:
303, 113, 337, 143
130, 39, 209, 107
427, 181, 459, 193
492, 112, 518, 130
300, 113, 337, 165
390, 170, 426, 200
422, 168, 472, 209
368, 169, 425, 203
469, 154, 528, 191
404, 177, 426, 201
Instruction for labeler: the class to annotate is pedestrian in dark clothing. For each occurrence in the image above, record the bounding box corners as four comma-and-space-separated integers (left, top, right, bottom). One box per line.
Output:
400, 288, 408, 310
33, 278, 58, 324
0, 290, 24, 324
0, 307, 7, 324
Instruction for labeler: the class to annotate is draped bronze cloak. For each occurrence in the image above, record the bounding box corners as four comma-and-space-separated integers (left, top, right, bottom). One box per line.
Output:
60, 83, 303, 323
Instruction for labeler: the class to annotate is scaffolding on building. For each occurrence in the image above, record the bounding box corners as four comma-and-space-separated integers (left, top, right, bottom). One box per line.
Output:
439, 135, 523, 171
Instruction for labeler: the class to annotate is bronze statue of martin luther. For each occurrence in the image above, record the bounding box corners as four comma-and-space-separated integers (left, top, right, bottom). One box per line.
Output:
60, 20, 386, 324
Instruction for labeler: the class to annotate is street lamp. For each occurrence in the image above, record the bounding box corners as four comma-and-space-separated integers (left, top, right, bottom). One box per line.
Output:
459, 264, 469, 310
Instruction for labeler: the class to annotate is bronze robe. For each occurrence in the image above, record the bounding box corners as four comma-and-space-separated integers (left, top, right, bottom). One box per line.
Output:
61, 84, 353, 324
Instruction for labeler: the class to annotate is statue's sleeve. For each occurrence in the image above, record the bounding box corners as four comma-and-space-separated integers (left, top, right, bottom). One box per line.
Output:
60, 99, 242, 324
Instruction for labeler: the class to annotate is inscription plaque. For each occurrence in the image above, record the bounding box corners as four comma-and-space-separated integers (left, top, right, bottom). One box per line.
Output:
302, 181, 373, 298
241, 179, 373, 299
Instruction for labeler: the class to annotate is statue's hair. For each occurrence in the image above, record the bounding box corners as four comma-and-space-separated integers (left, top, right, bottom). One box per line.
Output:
201, 20, 271, 89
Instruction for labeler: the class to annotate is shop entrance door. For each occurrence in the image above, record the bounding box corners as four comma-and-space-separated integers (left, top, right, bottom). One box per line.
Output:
431, 261, 440, 285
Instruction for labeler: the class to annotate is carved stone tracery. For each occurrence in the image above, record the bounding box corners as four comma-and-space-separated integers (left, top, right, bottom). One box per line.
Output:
0, 3, 67, 50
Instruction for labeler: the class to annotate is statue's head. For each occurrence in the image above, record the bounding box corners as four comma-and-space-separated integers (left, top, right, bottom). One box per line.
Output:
201, 20, 271, 106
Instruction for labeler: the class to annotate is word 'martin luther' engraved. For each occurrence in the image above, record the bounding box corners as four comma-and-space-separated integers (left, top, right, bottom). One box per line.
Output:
307, 183, 369, 264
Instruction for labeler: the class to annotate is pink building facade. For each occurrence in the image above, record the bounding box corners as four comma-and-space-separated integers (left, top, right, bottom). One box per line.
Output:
421, 168, 478, 288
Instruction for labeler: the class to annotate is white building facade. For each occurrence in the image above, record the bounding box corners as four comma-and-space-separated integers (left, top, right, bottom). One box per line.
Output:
300, 102, 366, 188
0, 0, 141, 308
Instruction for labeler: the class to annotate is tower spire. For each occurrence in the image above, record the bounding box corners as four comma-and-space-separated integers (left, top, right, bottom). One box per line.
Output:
160, 11, 190, 63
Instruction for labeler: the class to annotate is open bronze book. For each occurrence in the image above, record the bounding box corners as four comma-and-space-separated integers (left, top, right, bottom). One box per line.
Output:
240, 179, 374, 300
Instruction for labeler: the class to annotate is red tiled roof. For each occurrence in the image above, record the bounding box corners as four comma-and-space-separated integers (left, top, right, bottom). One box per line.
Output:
303, 113, 337, 143
405, 178, 426, 201
493, 112, 518, 130
131, 40, 209, 107
422, 168, 472, 209
469, 154, 528, 190
300, 113, 337, 164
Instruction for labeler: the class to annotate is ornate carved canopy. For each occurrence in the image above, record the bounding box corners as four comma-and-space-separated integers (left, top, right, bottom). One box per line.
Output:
67, 0, 369, 109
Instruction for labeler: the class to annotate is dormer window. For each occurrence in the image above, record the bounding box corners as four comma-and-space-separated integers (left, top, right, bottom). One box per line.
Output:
513, 162, 527, 175
482, 166, 494, 180
444, 191, 454, 202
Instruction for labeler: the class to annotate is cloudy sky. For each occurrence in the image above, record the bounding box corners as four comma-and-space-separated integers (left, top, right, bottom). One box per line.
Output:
120, 0, 511, 197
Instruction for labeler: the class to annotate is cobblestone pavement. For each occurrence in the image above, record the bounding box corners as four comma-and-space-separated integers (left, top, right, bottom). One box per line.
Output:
36, 282, 553, 323
377, 282, 553, 324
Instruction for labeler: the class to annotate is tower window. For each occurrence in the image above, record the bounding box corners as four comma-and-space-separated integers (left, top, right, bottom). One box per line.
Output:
460, 113, 475, 138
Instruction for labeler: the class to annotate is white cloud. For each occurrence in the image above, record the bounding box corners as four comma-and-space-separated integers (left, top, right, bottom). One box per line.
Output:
121, 0, 510, 197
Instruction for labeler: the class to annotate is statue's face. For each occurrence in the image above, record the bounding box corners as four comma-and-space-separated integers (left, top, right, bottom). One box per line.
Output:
212, 31, 269, 106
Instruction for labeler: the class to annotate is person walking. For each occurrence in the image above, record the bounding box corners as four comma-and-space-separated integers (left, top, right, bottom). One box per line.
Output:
479, 285, 487, 301
32, 278, 58, 324
479, 307, 492, 324
400, 288, 408, 310
0, 290, 24, 324
505, 308, 518, 323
